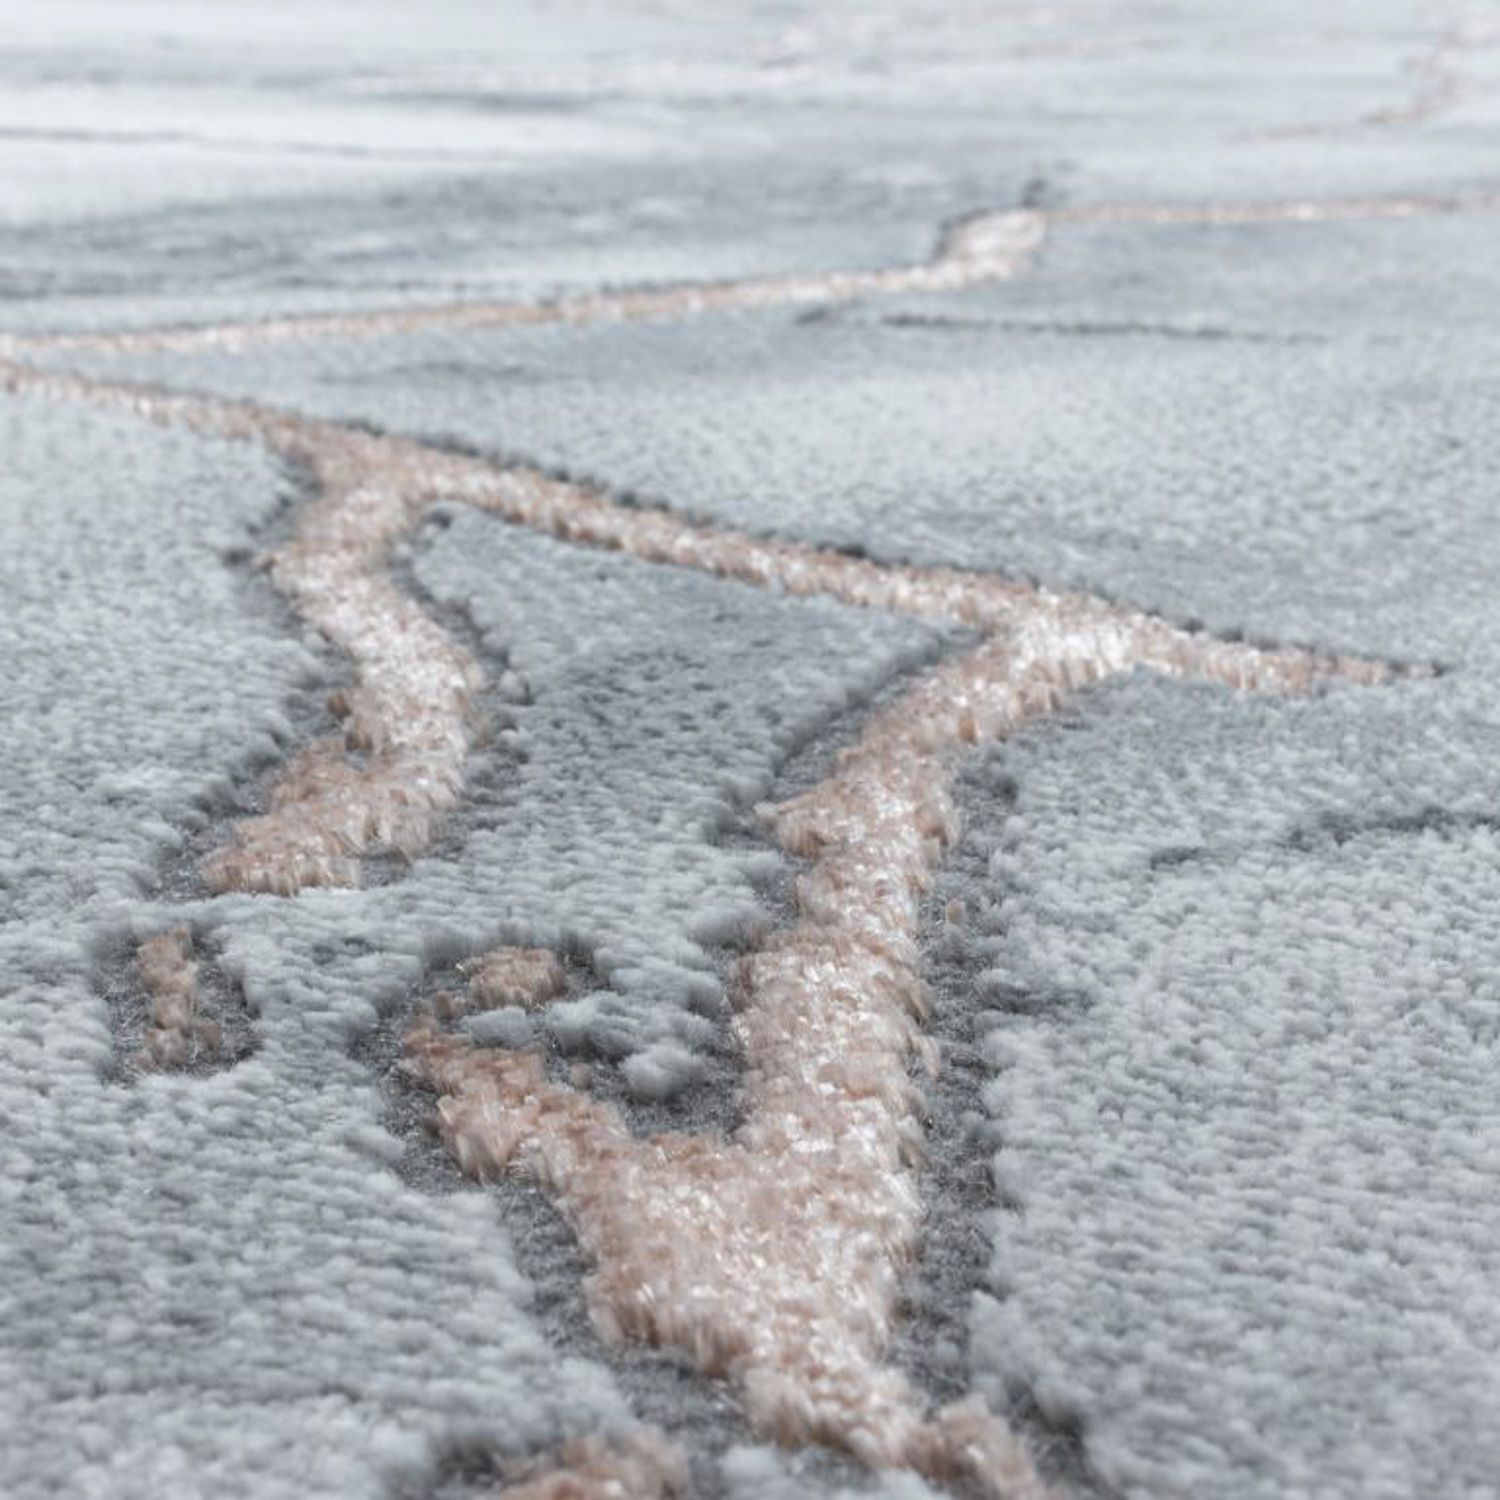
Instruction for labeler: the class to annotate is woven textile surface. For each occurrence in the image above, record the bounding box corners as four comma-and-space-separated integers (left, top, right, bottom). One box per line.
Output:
5, 5, 1500, 1497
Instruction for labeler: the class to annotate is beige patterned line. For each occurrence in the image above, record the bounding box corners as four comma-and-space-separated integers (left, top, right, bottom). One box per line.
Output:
1048, 190, 1500, 226
6, 189, 1497, 362
0, 357, 1401, 895
405, 596, 1385, 1495
0, 209, 1045, 358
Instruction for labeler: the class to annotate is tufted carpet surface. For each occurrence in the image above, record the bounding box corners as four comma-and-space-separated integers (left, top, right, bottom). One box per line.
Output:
5, 5, 1500, 1498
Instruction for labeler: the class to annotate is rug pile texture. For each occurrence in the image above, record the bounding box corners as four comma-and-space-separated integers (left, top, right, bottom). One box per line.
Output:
4, 4, 1500, 1497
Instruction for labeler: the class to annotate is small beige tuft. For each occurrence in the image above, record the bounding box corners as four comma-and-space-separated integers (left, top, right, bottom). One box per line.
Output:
496, 1428, 688, 1500
135, 929, 220, 1069
464, 947, 569, 1013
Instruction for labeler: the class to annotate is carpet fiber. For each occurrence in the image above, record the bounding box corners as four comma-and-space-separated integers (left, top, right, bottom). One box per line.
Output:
4, 4, 1500, 1497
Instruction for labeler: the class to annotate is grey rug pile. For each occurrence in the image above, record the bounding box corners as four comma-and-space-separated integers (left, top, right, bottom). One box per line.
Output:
5, 4, 1500, 1497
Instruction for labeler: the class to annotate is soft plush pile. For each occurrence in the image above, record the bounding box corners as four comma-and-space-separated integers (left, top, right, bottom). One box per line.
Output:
5, 4, 1500, 1497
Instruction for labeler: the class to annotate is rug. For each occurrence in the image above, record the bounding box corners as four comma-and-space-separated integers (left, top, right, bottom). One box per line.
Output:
5, 4, 1500, 1497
